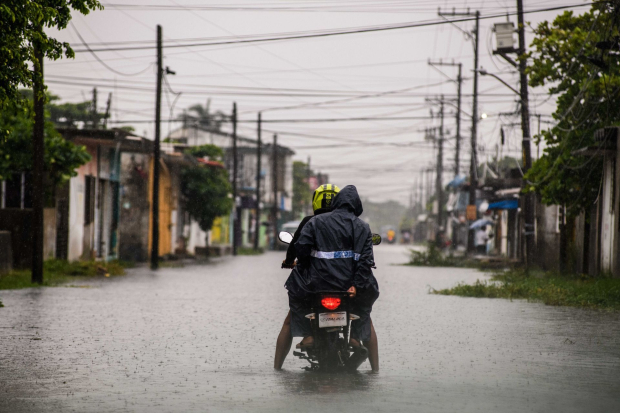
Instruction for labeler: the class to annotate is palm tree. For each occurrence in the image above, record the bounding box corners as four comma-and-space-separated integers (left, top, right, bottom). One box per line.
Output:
183, 99, 227, 131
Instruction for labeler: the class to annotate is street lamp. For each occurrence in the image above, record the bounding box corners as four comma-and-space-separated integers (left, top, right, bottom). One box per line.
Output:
478, 69, 520, 96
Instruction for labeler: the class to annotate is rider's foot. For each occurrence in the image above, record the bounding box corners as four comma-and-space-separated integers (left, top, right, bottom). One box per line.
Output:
296, 336, 314, 348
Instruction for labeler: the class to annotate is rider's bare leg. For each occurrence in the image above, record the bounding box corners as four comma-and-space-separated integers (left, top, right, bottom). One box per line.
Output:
274, 311, 293, 370
349, 318, 379, 372
296, 335, 314, 348
364, 319, 379, 372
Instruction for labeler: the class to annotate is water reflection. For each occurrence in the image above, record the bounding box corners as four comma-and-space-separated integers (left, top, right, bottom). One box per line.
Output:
275, 369, 378, 395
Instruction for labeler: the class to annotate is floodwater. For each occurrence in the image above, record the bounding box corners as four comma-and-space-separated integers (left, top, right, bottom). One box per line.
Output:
1, 245, 619, 412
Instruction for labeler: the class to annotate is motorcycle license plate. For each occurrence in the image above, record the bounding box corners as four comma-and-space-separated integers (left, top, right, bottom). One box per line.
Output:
318, 312, 347, 328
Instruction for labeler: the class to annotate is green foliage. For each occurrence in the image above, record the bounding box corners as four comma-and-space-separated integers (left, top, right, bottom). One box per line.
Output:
24, 89, 107, 129
525, 2, 620, 216
48, 98, 107, 129
0, 0, 102, 108
0, 97, 91, 183
186, 144, 224, 160
0, 259, 126, 290
408, 243, 460, 267
181, 144, 233, 234
292, 161, 312, 218
433, 269, 620, 310
237, 247, 264, 255
117, 126, 135, 133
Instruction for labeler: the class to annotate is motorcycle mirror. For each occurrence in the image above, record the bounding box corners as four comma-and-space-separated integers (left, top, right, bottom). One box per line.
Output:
278, 231, 294, 244
371, 233, 382, 245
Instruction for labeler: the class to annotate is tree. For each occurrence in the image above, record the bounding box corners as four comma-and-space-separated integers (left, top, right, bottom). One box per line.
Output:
181, 145, 233, 243
183, 101, 228, 131
292, 161, 312, 219
18, 89, 105, 129
525, 2, 620, 216
0, 0, 102, 108
48, 98, 102, 128
0, 96, 90, 185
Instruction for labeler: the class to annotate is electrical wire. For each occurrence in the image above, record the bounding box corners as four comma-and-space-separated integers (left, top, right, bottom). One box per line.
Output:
72, 3, 594, 53
70, 23, 155, 76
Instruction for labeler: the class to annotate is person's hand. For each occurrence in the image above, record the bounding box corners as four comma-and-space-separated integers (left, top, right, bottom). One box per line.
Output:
347, 286, 357, 297
281, 260, 296, 269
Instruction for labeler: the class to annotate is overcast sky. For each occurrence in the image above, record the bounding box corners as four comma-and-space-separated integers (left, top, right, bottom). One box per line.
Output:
45, 0, 592, 204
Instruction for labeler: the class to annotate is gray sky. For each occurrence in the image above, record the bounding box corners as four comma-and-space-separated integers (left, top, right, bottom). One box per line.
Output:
45, 0, 591, 204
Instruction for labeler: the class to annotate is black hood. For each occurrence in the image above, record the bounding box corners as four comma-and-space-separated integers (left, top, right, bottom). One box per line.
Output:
332, 185, 363, 217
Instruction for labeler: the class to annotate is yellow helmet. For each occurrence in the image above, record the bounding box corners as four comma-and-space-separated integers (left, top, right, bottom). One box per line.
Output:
312, 184, 340, 212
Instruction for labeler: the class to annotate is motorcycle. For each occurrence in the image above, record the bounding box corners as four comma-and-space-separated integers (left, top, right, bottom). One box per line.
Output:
278, 231, 381, 372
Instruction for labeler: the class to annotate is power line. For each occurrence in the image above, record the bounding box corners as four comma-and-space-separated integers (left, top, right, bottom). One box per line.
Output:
101, 2, 527, 14
108, 115, 442, 124
73, 3, 593, 53
70, 23, 155, 76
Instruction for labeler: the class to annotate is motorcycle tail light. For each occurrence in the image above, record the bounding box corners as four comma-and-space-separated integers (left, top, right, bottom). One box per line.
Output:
321, 297, 341, 310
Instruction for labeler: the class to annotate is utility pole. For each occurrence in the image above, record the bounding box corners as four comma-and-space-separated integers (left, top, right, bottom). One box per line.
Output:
516, 0, 534, 269
232, 102, 238, 256
536, 113, 541, 160
425, 96, 447, 230
31, 33, 44, 284
428, 60, 463, 177
456, 63, 462, 177
254, 112, 262, 251
490, 1, 535, 269
150, 25, 162, 270
439, 8, 480, 253
91, 87, 98, 129
437, 97, 445, 230
420, 169, 425, 208
272, 134, 279, 248
104, 92, 112, 129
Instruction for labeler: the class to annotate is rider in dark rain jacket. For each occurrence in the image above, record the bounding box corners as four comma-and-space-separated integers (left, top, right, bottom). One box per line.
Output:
286, 185, 379, 345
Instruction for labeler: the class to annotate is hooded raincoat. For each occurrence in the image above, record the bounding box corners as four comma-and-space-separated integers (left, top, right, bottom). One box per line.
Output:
284, 185, 379, 341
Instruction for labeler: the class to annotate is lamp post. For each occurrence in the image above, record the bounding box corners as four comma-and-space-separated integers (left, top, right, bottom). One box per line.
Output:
478, 67, 534, 269
478, 69, 520, 96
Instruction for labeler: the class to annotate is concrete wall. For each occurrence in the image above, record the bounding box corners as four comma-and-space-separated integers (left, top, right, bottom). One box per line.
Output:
43, 208, 57, 260
0, 209, 32, 268
190, 221, 207, 253
118, 153, 151, 262
68, 173, 86, 261
535, 201, 561, 271
0, 231, 12, 274
68, 147, 99, 261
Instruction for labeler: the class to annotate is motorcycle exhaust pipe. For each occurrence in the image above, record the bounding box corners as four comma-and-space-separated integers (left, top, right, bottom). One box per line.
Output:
345, 344, 369, 371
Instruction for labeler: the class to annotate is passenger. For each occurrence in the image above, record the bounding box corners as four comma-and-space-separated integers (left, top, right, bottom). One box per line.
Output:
274, 184, 340, 370
288, 185, 379, 371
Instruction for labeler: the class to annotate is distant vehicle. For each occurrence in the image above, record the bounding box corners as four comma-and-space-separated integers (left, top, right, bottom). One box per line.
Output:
276, 221, 301, 250
380, 226, 397, 244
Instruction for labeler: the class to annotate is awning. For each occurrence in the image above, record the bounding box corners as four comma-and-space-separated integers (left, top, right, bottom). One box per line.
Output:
488, 199, 519, 210
447, 175, 467, 188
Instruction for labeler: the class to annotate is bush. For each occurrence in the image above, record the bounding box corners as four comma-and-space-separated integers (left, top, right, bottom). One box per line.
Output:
237, 247, 264, 256
408, 243, 460, 267
433, 269, 620, 310
0, 259, 127, 290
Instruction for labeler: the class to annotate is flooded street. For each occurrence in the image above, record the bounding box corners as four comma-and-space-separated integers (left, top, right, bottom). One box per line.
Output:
1, 245, 619, 412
